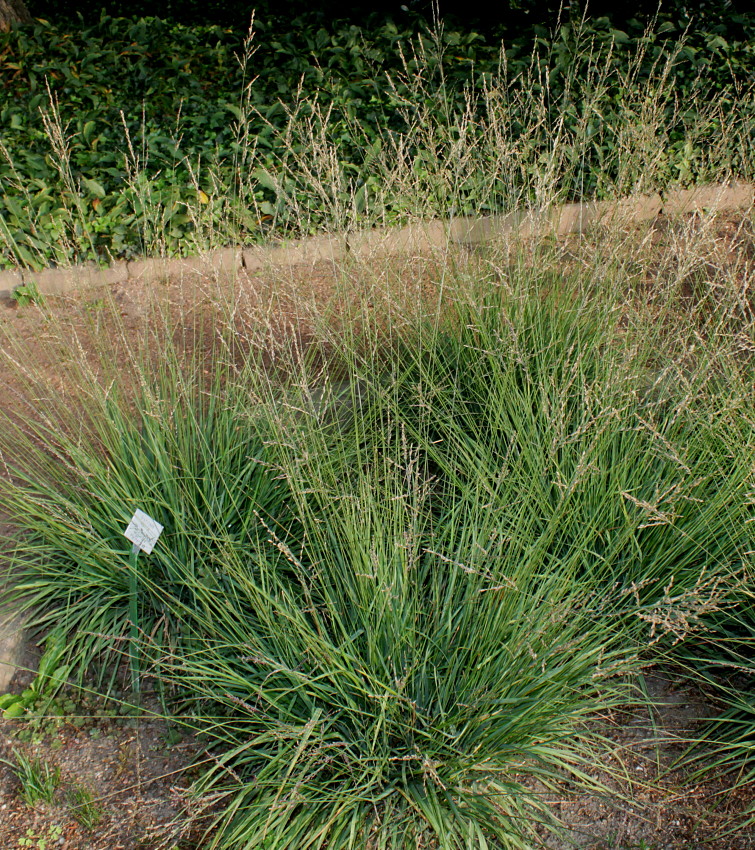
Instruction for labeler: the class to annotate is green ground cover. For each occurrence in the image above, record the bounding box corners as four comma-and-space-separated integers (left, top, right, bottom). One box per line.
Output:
0, 8, 753, 268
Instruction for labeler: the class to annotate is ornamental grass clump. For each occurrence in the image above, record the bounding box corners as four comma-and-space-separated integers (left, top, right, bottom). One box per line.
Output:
151, 269, 752, 848
1, 223, 754, 846
0, 325, 293, 686
155, 425, 626, 849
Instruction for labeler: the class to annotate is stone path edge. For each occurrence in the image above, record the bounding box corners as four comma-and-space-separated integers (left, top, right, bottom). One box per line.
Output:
0, 181, 752, 301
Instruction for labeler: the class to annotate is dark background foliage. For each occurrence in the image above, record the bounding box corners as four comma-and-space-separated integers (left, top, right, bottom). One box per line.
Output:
24, 0, 755, 33
1, 0, 753, 268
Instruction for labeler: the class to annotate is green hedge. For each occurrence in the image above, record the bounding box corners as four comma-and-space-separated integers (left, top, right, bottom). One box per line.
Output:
0, 10, 753, 268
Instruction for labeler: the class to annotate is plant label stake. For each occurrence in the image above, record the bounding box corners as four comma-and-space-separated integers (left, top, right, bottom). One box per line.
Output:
123, 510, 164, 695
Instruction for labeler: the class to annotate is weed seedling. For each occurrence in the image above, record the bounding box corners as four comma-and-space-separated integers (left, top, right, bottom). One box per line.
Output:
67, 784, 105, 829
18, 824, 63, 849
9, 749, 61, 806
11, 280, 45, 307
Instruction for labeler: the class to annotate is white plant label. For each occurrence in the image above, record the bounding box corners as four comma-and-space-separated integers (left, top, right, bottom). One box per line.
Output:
124, 509, 164, 555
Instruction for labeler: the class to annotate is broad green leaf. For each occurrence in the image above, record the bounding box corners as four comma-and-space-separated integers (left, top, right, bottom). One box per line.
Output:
81, 178, 106, 199
82, 120, 98, 143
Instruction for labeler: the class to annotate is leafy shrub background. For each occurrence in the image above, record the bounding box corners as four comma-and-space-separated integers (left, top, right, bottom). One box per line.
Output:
0, 7, 754, 269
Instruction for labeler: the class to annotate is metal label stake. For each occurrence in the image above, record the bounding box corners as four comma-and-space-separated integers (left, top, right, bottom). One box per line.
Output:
123, 510, 164, 695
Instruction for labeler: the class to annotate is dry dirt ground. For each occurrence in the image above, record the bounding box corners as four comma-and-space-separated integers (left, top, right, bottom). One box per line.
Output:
0, 213, 753, 848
